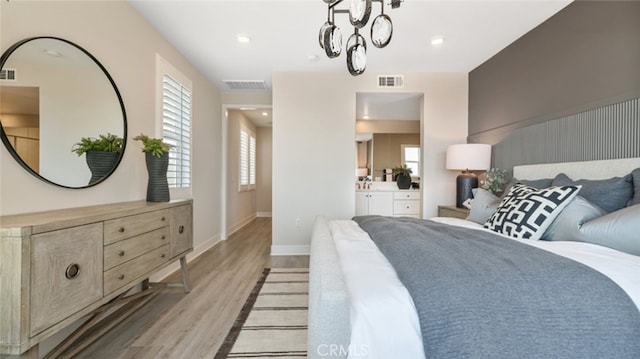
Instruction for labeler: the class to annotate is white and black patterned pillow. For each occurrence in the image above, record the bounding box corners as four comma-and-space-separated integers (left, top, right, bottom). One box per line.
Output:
484, 183, 581, 240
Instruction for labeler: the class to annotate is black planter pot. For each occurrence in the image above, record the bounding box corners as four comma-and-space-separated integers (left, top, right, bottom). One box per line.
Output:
145, 152, 170, 202
86, 151, 119, 185
396, 173, 412, 189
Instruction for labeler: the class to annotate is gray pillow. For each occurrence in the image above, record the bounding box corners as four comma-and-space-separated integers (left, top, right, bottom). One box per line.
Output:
552, 173, 633, 213
577, 204, 640, 256
631, 168, 640, 206
542, 196, 606, 241
466, 188, 501, 224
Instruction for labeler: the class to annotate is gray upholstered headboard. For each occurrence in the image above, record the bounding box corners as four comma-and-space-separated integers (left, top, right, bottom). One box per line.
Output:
514, 158, 640, 180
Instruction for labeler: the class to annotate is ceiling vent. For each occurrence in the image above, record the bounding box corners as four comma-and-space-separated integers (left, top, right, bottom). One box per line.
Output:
377, 75, 404, 88
223, 80, 268, 91
0, 68, 17, 81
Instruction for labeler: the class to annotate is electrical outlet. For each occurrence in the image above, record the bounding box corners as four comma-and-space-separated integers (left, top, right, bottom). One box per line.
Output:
295, 218, 301, 227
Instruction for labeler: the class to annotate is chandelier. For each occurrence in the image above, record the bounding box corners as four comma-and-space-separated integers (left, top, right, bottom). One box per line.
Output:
319, 0, 402, 76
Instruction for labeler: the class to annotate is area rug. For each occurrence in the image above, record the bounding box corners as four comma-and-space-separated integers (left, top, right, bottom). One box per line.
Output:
214, 268, 309, 358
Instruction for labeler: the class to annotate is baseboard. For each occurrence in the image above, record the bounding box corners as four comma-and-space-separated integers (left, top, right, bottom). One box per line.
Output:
271, 245, 310, 256
228, 214, 258, 236
257, 211, 272, 217
150, 233, 222, 282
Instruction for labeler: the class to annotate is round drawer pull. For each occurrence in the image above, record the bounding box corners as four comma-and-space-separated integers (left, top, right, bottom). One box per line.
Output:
117, 274, 125, 280
117, 250, 125, 256
161, 216, 166, 221
178, 225, 185, 234
65, 264, 80, 280
161, 235, 166, 240
406, 206, 410, 209
161, 254, 166, 259
118, 227, 125, 233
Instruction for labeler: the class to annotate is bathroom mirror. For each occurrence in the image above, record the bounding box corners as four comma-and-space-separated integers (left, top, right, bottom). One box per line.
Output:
355, 92, 422, 181
0, 36, 127, 188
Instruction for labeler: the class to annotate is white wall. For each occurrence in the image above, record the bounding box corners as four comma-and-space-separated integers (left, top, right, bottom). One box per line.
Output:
0, 1, 222, 266
272, 72, 468, 254
256, 126, 273, 216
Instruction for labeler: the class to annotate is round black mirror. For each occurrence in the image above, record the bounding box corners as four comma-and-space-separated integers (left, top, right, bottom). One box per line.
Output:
0, 37, 127, 188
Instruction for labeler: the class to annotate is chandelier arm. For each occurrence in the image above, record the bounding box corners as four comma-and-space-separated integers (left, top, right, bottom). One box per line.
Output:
373, 0, 385, 15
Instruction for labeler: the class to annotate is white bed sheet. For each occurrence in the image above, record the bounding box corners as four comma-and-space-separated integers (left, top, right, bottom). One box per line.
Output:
330, 217, 640, 359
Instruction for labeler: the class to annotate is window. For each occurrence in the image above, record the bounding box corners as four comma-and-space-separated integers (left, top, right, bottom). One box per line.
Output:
402, 145, 420, 178
239, 125, 256, 191
157, 55, 192, 194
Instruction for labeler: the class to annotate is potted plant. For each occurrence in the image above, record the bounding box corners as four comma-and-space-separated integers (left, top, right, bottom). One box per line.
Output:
481, 168, 507, 196
392, 164, 413, 189
133, 134, 172, 202
71, 133, 123, 185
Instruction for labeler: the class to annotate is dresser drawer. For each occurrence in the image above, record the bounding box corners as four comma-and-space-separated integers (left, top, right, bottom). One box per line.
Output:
104, 245, 169, 295
104, 227, 169, 270
169, 204, 193, 259
393, 200, 420, 215
393, 191, 420, 200
104, 209, 169, 245
30, 223, 103, 336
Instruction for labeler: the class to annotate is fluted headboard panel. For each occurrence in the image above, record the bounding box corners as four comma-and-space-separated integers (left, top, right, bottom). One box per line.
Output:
493, 98, 640, 171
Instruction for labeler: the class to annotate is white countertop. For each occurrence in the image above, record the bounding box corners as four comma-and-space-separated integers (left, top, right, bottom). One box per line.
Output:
356, 182, 420, 191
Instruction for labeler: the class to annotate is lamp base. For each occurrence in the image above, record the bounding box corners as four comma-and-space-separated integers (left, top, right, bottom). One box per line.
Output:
456, 172, 478, 208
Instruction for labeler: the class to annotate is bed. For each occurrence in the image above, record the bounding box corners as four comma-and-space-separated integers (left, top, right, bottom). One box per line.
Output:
308, 158, 640, 359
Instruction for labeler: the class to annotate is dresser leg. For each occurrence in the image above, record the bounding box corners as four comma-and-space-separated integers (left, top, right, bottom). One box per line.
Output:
179, 256, 191, 293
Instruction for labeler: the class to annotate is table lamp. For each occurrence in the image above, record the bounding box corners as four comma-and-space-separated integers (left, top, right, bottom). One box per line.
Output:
446, 144, 491, 208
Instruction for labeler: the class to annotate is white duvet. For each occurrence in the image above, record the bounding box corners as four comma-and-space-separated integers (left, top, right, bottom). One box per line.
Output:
329, 217, 640, 359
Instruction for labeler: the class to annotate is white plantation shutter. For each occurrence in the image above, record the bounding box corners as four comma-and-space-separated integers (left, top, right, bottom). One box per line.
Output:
240, 129, 249, 187
239, 126, 256, 191
162, 74, 191, 188
249, 135, 256, 186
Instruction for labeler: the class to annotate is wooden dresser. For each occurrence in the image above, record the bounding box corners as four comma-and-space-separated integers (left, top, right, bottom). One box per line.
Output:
0, 199, 193, 357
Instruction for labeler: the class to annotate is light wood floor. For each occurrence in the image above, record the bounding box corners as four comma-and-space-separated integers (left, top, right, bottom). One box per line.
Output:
77, 217, 309, 359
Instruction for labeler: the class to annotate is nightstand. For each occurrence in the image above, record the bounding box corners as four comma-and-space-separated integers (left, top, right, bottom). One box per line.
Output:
437, 205, 470, 219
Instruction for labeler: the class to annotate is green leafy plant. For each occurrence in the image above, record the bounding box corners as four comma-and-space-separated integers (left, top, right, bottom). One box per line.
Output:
481, 168, 507, 195
71, 133, 123, 156
392, 164, 413, 177
133, 134, 172, 158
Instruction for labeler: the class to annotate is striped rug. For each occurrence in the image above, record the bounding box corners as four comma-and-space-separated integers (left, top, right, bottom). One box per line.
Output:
215, 268, 309, 358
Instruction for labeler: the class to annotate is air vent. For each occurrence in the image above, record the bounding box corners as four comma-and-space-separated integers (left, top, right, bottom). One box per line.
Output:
377, 75, 404, 88
0, 68, 16, 81
223, 80, 268, 91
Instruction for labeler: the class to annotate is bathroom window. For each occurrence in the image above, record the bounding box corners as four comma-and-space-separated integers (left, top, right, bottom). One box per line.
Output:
239, 125, 256, 191
402, 145, 420, 178
157, 55, 192, 195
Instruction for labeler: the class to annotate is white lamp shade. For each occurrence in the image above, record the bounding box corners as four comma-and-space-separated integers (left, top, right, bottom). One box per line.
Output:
356, 168, 368, 177
446, 144, 491, 171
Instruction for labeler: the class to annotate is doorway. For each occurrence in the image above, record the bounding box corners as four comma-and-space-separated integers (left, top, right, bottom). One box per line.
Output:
221, 105, 273, 239
355, 92, 424, 217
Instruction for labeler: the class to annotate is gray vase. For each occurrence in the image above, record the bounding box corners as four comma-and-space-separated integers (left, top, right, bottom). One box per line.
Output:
86, 151, 119, 185
145, 152, 170, 202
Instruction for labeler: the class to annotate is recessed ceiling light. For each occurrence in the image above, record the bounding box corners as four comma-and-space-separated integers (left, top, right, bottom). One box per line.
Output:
262, 112, 269, 116
431, 36, 445, 46
237, 34, 251, 44
362, 115, 370, 119
240, 107, 256, 111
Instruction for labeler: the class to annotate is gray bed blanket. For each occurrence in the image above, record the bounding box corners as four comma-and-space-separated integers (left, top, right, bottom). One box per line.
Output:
353, 215, 640, 358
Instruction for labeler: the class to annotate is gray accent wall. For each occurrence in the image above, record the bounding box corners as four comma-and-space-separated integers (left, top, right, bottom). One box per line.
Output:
468, 1, 640, 145
492, 97, 640, 170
